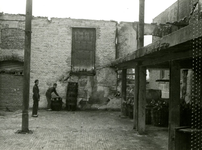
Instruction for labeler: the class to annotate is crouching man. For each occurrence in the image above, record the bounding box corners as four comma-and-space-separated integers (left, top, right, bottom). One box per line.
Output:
46, 83, 59, 110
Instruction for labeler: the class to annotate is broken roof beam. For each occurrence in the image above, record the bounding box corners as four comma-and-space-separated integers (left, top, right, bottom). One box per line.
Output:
144, 23, 157, 35
111, 20, 202, 68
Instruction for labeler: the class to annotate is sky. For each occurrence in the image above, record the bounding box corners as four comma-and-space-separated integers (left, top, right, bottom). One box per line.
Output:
0, 0, 177, 23
0, 0, 177, 45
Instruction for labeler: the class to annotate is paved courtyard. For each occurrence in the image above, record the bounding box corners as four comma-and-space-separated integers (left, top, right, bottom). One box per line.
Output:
0, 109, 168, 150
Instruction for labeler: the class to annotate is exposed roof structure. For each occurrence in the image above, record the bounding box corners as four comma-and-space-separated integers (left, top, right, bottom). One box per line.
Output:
110, 20, 202, 69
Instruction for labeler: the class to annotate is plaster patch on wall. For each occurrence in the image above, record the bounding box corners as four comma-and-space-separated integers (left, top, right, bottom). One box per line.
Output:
1, 28, 24, 49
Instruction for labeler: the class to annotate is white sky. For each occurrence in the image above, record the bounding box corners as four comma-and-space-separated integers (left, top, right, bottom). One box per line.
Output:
0, 0, 177, 23
0, 0, 177, 45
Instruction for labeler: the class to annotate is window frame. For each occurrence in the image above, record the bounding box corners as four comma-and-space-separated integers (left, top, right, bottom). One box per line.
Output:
70, 27, 96, 76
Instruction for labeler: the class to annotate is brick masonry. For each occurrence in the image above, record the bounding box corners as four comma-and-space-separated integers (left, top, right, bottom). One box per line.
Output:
0, 74, 23, 111
0, 13, 117, 109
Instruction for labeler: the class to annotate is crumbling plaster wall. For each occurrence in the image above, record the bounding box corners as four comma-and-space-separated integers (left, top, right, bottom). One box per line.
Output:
178, 0, 199, 20
153, 2, 178, 25
0, 13, 117, 108
0, 14, 25, 110
31, 17, 117, 107
117, 22, 138, 58
152, 0, 199, 42
153, 0, 199, 25
0, 13, 25, 61
116, 22, 156, 59
153, 0, 198, 24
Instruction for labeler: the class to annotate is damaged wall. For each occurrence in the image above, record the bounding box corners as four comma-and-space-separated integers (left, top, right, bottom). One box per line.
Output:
0, 13, 25, 61
153, 0, 199, 25
116, 22, 138, 58
0, 13, 117, 109
151, 0, 200, 101
152, 0, 200, 42
0, 13, 25, 110
153, 2, 178, 24
31, 17, 117, 108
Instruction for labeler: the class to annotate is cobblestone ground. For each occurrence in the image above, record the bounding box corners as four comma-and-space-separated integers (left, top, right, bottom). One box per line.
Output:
0, 109, 168, 150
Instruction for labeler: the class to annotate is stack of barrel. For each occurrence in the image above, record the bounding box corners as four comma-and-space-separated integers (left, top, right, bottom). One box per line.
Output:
66, 82, 78, 111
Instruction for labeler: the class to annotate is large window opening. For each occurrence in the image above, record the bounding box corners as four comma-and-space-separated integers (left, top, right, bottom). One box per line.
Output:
71, 28, 96, 75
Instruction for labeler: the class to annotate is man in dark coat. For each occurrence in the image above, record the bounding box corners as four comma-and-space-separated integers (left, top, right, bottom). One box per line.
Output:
46, 83, 59, 110
32, 79, 40, 117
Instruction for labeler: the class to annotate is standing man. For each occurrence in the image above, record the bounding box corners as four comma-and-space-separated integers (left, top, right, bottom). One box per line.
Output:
46, 83, 59, 110
32, 79, 40, 117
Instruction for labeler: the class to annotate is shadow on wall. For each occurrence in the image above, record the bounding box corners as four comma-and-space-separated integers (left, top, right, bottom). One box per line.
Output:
88, 91, 109, 105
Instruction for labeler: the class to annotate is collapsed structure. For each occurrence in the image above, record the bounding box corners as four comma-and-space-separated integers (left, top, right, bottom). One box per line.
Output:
0, 0, 201, 149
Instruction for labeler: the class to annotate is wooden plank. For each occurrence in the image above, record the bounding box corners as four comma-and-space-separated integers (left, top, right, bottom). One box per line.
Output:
138, 66, 146, 134
133, 65, 139, 129
168, 61, 181, 150
121, 69, 127, 115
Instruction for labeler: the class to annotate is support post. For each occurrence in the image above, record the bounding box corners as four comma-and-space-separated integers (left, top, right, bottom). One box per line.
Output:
121, 69, 127, 115
136, 0, 145, 134
168, 61, 181, 150
133, 64, 139, 129
138, 66, 146, 134
21, 0, 32, 133
137, 0, 145, 49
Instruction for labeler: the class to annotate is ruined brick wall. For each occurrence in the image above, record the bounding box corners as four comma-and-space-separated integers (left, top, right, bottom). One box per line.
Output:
152, 2, 178, 24
0, 13, 25, 61
178, 0, 199, 20
117, 22, 138, 58
0, 13, 117, 109
0, 13, 25, 110
0, 74, 23, 111
153, 0, 199, 24
30, 17, 117, 108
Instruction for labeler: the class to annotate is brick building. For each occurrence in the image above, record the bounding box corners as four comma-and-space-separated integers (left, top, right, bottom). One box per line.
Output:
0, 13, 117, 110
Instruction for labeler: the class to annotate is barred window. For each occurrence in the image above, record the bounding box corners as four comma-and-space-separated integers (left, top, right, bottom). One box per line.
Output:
71, 28, 96, 76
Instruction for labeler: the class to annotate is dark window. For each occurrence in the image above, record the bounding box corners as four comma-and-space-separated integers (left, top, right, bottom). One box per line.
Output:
160, 69, 165, 79
71, 28, 96, 75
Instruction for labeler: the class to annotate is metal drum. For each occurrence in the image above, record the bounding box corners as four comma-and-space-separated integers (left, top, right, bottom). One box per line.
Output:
51, 97, 63, 111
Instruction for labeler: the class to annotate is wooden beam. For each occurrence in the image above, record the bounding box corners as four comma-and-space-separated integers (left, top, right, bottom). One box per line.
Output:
133, 65, 139, 129
144, 23, 157, 35
168, 61, 181, 150
138, 66, 146, 134
21, 0, 32, 133
114, 61, 138, 69
137, 0, 145, 49
121, 69, 127, 115
142, 50, 192, 67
